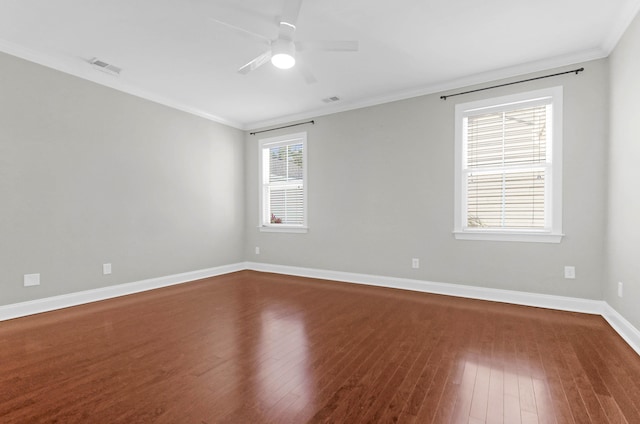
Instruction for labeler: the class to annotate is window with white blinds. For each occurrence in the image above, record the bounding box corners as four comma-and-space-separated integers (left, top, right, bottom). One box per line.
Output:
259, 132, 307, 232
454, 87, 563, 243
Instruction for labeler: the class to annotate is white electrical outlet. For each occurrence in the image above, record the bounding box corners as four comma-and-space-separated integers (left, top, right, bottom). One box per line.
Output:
618, 282, 623, 298
24, 273, 40, 287
255, 246, 260, 255
103, 263, 112, 275
412, 258, 420, 269
564, 266, 576, 279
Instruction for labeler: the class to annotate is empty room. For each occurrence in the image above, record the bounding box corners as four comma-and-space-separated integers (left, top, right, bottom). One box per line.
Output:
1, 0, 640, 423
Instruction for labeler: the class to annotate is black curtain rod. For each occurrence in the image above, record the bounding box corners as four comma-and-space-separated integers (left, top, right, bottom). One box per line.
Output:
250, 120, 315, 136
440, 67, 584, 100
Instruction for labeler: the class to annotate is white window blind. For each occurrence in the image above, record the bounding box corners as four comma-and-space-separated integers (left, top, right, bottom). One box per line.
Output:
259, 132, 307, 232
466, 105, 548, 229
454, 87, 563, 243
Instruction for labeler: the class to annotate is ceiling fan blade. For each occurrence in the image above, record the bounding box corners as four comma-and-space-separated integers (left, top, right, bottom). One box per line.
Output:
238, 50, 272, 74
280, 0, 303, 27
296, 40, 359, 52
207, 17, 271, 43
297, 62, 317, 84
192, 0, 278, 36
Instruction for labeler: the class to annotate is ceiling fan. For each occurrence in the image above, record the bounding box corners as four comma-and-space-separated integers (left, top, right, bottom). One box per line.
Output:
206, 0, 359, 83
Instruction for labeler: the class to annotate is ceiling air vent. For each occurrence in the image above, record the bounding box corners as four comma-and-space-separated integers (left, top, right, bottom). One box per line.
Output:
322, 96, 340, 103
89, 57, 122, 76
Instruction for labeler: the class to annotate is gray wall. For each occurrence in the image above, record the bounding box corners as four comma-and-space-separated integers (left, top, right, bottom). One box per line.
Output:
245, 59, 609, 300
0, 40, 620, 312
0, 52, 245, 306
606, 12, 640, 329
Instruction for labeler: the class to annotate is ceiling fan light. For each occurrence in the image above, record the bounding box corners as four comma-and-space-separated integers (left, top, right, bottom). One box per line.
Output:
271, 53, 296, 69
271, 37, 296, 69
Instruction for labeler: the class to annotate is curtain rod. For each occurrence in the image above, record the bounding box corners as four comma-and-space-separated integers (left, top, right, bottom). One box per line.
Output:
440, 67, 584, 100
249, 120, 315, 136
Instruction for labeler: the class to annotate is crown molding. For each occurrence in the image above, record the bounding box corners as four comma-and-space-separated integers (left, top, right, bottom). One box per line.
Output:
0, 39, 244, 130
3, 0, 635, 134
245, 47, 608, 131
601, 0, 640, 54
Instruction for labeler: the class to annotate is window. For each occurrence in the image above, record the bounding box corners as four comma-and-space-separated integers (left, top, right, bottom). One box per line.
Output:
259, 132, 308, 233
454, 87, 563, 243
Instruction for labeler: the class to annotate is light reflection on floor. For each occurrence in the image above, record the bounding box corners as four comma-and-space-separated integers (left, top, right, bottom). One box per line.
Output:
258, 308, 314, 418
455, 354, 550, 423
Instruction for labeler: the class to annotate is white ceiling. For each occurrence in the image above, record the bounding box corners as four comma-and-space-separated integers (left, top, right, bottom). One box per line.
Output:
0, 0, 638, 130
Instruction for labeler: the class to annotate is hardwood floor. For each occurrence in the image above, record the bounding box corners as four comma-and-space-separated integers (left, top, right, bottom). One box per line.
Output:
1, 270, 639, 423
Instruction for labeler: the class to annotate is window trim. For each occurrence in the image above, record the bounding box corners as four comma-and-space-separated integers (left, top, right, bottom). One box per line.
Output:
258, 132, 308, 233
453, 86, 564, 243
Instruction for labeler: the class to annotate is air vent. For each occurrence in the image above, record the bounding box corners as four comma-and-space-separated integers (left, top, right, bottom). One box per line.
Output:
89, 57, 122, 76
322, 96, 340, 103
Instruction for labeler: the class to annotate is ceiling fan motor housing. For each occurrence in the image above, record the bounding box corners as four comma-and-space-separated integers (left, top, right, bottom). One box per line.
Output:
271, 37, 296, 69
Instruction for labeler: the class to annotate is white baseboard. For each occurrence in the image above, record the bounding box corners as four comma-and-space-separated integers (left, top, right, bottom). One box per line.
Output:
245, 262, 605, 314
0, 263, 245, 322
245, 262, 640, 357
2, 260, 639, 357
602, 304, 640, 356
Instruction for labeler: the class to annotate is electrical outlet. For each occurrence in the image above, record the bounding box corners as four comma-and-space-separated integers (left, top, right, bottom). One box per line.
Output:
255, 246, 260, 255
412, 258, 420, 269
618, 282, 623, 298
103, 263, 112, 275
564, 266, 575, 279
24, 273, 40, 287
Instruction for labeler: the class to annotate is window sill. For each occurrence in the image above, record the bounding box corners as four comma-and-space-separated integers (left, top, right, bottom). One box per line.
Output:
259, 225, 308, 234
453, 230, 563, 243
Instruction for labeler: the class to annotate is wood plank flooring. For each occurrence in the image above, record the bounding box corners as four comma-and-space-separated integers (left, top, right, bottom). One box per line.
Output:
1, 270, 639, 423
